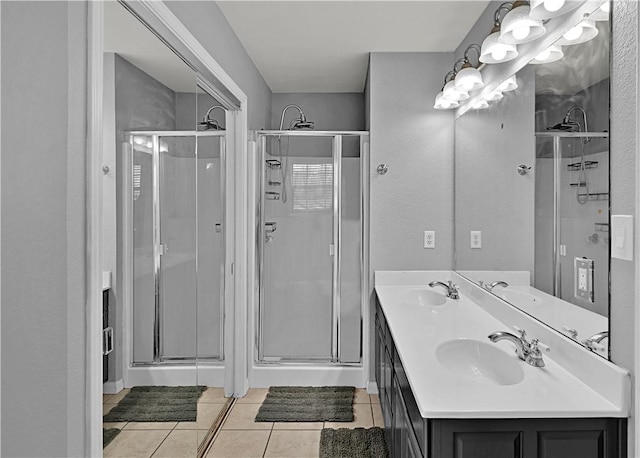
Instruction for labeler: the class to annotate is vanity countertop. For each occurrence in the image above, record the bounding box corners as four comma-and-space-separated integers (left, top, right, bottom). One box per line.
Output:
375, 270, 629, 419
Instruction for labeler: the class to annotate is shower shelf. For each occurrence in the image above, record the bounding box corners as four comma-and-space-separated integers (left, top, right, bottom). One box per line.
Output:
569, 182, 587, 187
577, 192, 609, 201
266, 159, 281, 169
567, 161, 598, 171
265, 191, 280, 200
268, 180, 282, 186
595, 222, 609, 233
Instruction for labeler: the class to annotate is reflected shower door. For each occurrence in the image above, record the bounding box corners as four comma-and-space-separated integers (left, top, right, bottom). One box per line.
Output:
260, 135, 335, 361
158, 136, 198, 361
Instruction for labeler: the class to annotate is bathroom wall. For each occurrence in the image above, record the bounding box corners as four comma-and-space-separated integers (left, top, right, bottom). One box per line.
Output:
610, 2, 639, 455
165, 0, 273, 130
1, 2, 88, 456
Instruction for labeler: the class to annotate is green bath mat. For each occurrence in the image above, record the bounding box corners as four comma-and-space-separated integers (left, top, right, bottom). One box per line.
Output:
320, 427, 389, 458
103, 428, 121, 448
103, 386, 206, 422
255, 386, 355, 422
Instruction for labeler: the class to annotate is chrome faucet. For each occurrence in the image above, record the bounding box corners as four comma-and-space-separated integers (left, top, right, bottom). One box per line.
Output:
428, 280, 460, 299
485, 281, 508, 291
488, 327, 548, 367
582, 331, 608, 351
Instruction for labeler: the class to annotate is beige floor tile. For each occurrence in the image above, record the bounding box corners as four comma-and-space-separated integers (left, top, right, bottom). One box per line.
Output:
124, 422, 177, 430
175, 403, 226, 430
151, 429, 197, 458
103, 403, 119, 415
199, 387, 227, 403
370, 394, 380, 405
103, 429, 170, 458
264, 430, 321, 458
354, 388, 371, 404
236, 388, 268, 404
108, 389, 131, 404
205, 430, 270, 458
103, 394, 113, 403
324, 403, 374, 429
103, 422, 127, 429
273, 421, 324, 430
372, 403, 384, 428
222, 403, 272, 430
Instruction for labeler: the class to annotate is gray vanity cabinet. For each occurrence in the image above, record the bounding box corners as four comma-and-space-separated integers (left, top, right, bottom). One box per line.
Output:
374, 300, 626, 458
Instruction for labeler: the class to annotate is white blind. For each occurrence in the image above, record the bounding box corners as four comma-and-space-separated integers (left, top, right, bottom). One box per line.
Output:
292, 163, 333, 211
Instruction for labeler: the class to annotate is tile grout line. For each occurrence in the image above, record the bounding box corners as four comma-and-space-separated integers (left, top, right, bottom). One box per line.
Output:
262, 420, 275, 458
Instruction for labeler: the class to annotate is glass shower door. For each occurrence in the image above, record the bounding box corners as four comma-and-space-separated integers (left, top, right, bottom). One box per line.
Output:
259, 135, 335, 361
158, 135, 198, 361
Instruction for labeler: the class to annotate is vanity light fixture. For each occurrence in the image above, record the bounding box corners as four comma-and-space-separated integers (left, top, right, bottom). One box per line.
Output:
500, 1, 546, 45
589, 1, 610, 21
530, 44, 564, 64
556, 19, 598, 45
480, 2, 519, 64
454, 44, 484, 92
529, 0, 581, 20
485, 90, 504, 101
442, 70, 469, 102
497, 75, 518, 92
434, 92, 460, 110
471, 99, 490, 110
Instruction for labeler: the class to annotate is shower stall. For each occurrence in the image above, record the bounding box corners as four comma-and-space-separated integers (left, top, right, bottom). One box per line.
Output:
534, 130, 609, 317
124, 130, 227, 386
251, 130, 369, 385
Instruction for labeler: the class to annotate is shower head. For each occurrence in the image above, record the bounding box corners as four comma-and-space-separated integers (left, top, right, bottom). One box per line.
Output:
546, 121, 580, 132
547, 106, 590, 141
200, 105, 226, 131
279, 104, 314, 131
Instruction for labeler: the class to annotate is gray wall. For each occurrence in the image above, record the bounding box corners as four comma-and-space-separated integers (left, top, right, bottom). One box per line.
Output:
165, 0, 272, 130
271, 93, 365, 131
1, 1, 88, 456
454, 66, 536, 273
609, 2, 638, 455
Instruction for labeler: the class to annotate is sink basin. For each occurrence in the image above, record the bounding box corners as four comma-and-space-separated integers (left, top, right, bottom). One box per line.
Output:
399, 288, 447, 306
498, 290, 543, 308
436, 339, 525, 385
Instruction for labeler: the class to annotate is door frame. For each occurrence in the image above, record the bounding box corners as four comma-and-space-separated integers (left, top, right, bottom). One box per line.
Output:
87, 1, 248, 455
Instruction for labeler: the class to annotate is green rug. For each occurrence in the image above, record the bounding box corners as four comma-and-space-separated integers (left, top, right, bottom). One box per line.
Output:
320, 427, 389, 458
255, 386, 355, 422
103, 428, 121, 448
103, 386, 206, 422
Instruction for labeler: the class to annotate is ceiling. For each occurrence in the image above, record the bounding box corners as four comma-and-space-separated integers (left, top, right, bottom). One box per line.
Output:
216, 1, 490, 93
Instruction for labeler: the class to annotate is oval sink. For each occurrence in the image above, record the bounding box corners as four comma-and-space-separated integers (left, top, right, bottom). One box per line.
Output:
436, 339, 525, 386
399, 288, 447, 306
499, 290, 543, 308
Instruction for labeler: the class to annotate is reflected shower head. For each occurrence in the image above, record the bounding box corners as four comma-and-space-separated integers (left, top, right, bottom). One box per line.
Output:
546, 121, 580, 132
200, 105, 225, 131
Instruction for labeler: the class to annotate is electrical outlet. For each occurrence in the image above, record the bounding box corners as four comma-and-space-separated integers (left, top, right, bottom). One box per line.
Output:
424, 231, 435, 249
470, 231, 482, 249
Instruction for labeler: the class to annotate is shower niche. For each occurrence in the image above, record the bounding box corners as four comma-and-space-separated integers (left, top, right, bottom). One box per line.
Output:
254, 130, 369, 367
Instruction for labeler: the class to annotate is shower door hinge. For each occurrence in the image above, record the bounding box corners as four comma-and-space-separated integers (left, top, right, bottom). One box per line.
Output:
159, 243, 168, 256
329, 244, 335, 256
231, 263, 235, 275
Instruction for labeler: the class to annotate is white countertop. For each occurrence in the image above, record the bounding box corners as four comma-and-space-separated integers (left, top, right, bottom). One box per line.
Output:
375, 271, 629, 419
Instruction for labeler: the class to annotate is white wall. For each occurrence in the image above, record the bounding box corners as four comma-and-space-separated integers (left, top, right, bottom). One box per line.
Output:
1, 2, 88, 456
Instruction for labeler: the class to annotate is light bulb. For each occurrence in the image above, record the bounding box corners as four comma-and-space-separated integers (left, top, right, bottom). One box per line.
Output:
563, 25, 583, 41
134, 137, 145, 145
146, 142, 153, 148
460, 81, 474, 91
543, 0, 565, 12
491, 47, 507, 61
536, 49, 551, 61
512, 26, 531, 41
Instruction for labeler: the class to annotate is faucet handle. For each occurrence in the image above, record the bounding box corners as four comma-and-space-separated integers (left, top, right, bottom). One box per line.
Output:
530, 339, 550, 354
512, 325, 527, 340
562, 326, 579, 339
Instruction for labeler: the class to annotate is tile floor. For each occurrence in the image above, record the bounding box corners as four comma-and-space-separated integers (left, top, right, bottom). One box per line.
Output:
103, 388, 382, 458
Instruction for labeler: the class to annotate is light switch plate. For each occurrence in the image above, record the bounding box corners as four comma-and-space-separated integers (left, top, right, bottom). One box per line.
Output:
611, 215, 633, 261
470, 231, 482, 249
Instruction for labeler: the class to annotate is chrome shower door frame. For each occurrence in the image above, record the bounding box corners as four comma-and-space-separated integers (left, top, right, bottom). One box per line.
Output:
255, 131, 369, 365
126, 130, 227, 366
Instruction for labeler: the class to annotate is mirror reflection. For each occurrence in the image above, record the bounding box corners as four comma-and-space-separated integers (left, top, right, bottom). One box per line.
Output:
455, 8, 610, 358
102, 2, 231, 454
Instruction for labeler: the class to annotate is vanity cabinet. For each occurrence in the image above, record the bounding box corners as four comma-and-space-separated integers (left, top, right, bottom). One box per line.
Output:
374, 300, 626, 458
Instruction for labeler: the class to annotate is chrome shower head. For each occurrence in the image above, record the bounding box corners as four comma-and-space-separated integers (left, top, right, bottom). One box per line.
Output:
279, 104, 314, 131
546, 121, 580, 132
200, 105, 225, 131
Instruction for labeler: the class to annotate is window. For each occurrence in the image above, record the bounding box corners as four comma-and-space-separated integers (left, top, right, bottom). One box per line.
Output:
292, 163, 333, 211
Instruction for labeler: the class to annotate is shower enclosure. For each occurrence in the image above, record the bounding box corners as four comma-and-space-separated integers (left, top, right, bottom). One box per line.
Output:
535, 131, 609, 316
254, 131, 369, 367
124, 130, 226, 383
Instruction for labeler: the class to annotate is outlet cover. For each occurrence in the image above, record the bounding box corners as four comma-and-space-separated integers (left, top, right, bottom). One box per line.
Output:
424, 231, 435, 249
470, 231, 482, 249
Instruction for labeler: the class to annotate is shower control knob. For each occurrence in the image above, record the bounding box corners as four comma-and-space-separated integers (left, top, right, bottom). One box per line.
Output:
376, 164, 389, 175
517, 165, 531, 175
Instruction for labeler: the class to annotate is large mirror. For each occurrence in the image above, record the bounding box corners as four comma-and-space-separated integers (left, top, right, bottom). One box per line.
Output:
102, 2, 231, 455
454, 5, 611, 358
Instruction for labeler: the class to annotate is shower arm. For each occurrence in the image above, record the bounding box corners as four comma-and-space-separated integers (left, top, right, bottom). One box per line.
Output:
203, 105, 225, 126
563, 106, 590, 138
278, 104, 307, 131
